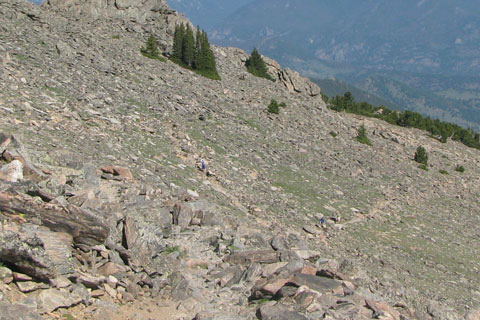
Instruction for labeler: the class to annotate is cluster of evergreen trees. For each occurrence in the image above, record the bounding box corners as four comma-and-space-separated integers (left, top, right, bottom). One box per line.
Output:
171, 23, 220, 80
328, 92, 480, 149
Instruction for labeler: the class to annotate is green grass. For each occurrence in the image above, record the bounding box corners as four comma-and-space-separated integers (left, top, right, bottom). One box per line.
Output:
329, 131, 338, 138
439, 169, 449, 175
419, 164, 429, 171
126, 98, 149, 112
141, 52, 167, 62
356, 125, 372, 146
45, 86, 73, 102
228, 245, 241, 251
170, 58, 221, 80
256, 298, 272, 304
356, 135, 372, 146
188, 128, 227, 155
164, 246, 180, 254
13, 53, 29, 61
238, 115, 265, 133
343, 196, 480, 313
195, 69, 221, 81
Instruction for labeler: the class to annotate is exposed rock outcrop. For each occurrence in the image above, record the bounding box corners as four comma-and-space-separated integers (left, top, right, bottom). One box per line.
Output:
44, 0, 174, 22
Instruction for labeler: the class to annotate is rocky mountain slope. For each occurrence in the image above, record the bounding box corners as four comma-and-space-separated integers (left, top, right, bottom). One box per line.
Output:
0, 0, 480, 319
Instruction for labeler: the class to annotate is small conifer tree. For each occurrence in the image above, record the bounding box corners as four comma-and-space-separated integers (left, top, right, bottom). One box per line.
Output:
141, 35, 164, 61
246, 48, 275, 81
182, 26, 195, 67
195, 31, 220, 80
414, 146, 428, 166
356, 125, 372, 146
268, 99, 280, 114
172, 23, 186, 62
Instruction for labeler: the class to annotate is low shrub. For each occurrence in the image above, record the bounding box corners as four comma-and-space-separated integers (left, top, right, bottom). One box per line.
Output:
356, 125, 372, 146
268, 99, 280, 114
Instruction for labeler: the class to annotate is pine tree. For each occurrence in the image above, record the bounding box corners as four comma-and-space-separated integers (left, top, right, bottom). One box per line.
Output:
195, 31, 220, 80
182, 25, 195, 67
246, 48, 274, 81
356, 125, 372, 146
172, 24, 185, 62
193, 26, 202, 69
141, 34, 165, 61
414, 146, 428, 166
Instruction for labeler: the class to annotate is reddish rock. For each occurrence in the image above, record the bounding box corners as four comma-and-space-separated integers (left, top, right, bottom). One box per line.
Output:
300, 265, 317, 275
465, 309, 480, 320
98, 262, 127, 277
101, 165, 135, 181
261, 276, 293, 296
365, 299, 401, 320
186, 259, 209, 269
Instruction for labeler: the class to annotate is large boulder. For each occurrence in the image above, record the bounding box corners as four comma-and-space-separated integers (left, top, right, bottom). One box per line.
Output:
262, 57, 322, 97
0, 302, 43, 320
278, 68, 322, 97
0, 190, 109, 246
256, 304, 308, 320
0, 224, 59, 281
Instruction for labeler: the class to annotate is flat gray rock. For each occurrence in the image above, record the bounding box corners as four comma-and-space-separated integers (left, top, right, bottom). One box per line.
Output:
287, 273, 341, 293
0, 301, 43, 320
256, 304, 308, 320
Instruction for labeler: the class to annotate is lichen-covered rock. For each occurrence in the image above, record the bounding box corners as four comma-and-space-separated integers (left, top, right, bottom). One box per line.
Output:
0, 225, 58, 281
0, 160, 23, 182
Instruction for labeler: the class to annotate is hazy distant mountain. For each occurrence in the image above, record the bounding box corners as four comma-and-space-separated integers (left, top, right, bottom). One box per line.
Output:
207, 0, 480, 129
166, 0, 253, 30
212, 0, 480, 76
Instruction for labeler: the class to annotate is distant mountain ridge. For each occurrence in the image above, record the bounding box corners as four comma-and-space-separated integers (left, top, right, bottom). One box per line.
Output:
212, 0, 480, 76
205, 0, 480, 130
166, 0, 253, 30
